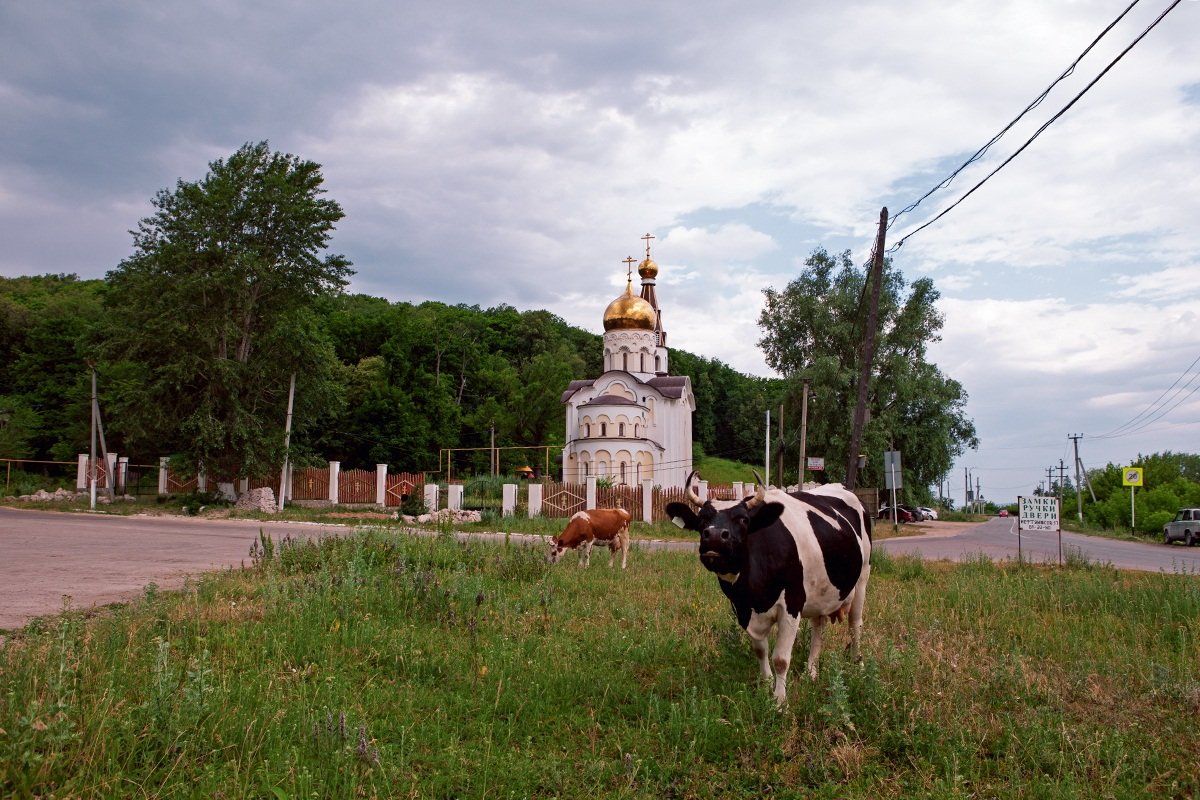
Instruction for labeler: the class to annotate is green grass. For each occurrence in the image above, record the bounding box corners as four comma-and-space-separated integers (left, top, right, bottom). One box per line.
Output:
2, 530, 1198, 798
692, 454, 764, 484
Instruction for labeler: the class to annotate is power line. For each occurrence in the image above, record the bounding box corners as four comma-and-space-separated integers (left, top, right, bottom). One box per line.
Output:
1092, 350, 1200, 438
887, 0, 1144, 232
888, 0, 1185, 253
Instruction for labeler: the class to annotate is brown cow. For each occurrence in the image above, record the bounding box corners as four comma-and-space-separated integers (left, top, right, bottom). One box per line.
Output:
547, 508, 631, 569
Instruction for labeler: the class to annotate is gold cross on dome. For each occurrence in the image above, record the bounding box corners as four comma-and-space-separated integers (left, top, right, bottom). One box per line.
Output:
641, 232, 654, 259
623, 256, 635, 280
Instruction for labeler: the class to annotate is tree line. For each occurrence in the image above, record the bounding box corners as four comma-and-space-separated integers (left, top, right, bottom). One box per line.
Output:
1041, 451, 1200, 535
1, 142, 984, 502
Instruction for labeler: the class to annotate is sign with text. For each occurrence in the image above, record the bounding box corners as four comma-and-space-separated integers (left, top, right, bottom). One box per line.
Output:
1018, 495, 1060, 531
883, 450, 902, 490
1122, 467, 1143, 487
806, 457, 825, 471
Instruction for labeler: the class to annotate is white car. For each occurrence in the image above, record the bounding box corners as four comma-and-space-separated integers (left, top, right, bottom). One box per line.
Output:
917, 507, 938, 520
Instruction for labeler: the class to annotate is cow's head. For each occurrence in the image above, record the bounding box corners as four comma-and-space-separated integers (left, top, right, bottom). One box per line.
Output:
665, 472, 786, 579
546, 536, 568, 564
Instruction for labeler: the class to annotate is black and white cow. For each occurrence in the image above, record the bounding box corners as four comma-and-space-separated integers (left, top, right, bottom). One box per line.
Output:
665, 473, 872, 705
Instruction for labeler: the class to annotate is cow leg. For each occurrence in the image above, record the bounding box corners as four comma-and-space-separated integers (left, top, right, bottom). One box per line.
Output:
745, 611, 776, 686
579, 539, 592, 567
846, 566, 871, 663
770, 613, 801, 706
806, 615, 828, 681
616, 526, 629, 569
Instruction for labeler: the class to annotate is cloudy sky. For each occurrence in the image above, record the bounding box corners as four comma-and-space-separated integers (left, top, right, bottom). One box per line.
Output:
2, 1, 1197, 506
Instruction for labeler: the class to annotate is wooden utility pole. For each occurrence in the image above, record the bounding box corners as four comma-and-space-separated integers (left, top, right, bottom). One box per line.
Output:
845, 207, 888, 490
798, 379, 810, 487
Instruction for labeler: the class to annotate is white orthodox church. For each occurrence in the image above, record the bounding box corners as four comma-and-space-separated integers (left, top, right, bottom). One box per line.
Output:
560, 236, 695, 489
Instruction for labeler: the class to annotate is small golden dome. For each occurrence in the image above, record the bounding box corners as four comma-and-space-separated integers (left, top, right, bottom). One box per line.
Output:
637, 257, 658, 279
603, 282, 656, 331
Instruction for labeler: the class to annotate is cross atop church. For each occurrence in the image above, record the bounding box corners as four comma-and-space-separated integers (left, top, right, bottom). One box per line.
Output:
623, 255, 635, 281
641, 232, 654, 260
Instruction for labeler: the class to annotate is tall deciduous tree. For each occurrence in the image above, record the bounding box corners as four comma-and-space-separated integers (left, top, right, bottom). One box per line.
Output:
758, 248, 976, 495
104, 142, 352, 478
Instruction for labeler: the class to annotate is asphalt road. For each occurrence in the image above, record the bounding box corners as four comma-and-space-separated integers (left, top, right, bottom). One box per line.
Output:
877, 515, 1200, 574
2, 507, 1198, 632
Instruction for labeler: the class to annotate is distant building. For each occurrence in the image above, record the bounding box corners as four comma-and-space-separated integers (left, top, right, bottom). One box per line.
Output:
560, 236, 695, 488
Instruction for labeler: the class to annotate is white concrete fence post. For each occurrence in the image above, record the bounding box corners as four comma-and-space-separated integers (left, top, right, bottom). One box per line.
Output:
448, 484, 464, 511
158, 457, 169, 495
586, 476, 597, 509
502, 483, 517, 516
77, 454, 88, 491
641, 479, 654, 522
328, 461, 340, 505
118, 457, 129, 495
375, 464, 388, 506
423, 483, 439, 513
732, 481, 743, 500
699, 480, 709, 502
527, 483, 543, 518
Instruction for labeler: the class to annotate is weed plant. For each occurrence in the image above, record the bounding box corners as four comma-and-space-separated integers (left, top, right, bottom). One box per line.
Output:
1, 535, 1198, 797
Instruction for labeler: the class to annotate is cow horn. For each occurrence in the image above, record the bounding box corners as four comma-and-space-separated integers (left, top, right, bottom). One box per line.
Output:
751, 470, 766, 488
745, 480, 767, 509
684, 470, 703, 507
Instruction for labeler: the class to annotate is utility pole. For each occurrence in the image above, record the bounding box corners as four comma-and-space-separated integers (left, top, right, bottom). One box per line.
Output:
1068, 433, 1084, 521
89, 367, 97, 510
1046, 466, 1056, 499
1058, 460, 1067, 509
278, 372, 296, 511
764, 409, 771, 487
964, 467, 970, 514
846, 207, 888, 490
798, 379, 810, 488
976, 477, 981, 514
490, 423, 496, 477
777, 403, 785, 487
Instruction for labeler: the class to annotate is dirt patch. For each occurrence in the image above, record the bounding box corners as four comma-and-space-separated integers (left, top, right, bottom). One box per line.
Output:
323, 511, 394, 520
915, 520, 979, 537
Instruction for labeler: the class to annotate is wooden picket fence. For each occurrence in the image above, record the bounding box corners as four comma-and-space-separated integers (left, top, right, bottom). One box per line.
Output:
384, 472, 425, 507
291, 467, 329, 501
339, 468, 375, 504
539, 480, 587, 518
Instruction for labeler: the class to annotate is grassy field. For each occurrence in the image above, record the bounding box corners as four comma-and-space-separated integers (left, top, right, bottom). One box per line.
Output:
2, 528, 1198, 798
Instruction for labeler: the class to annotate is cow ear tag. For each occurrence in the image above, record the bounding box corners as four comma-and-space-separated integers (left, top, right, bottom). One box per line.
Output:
670, 516, 686, 529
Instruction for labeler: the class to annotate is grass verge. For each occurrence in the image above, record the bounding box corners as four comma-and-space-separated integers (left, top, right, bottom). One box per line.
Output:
2, 531, 1198, 797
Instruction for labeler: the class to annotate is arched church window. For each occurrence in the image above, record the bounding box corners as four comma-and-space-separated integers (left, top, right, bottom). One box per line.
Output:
640, 353, 646, 372
622, 352, 629, 371
655, 356, 661, 372
620, 461, 627, 485
600, 423, 607, 437
634, 424, 639, 437
618, 423, 625, 436
584, 423, 590, 437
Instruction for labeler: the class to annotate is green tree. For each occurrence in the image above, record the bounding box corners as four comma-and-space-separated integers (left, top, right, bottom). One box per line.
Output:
103, 142, 352, 478
758, 248, 977, 496
0, 275, 108, 461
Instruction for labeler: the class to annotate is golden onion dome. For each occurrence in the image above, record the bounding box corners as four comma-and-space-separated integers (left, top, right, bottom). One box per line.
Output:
637, 257, 659, 279
603, 281, 656, 331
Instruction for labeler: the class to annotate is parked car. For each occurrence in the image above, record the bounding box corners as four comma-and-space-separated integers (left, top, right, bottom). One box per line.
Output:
998, 509, 1009, 518
918, 506, 938, 520
1163, 508, 1200, 546
878, 505, 914, 523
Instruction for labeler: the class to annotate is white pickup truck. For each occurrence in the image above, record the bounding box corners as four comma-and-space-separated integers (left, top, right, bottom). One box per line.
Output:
1163, 508, 1200, 546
